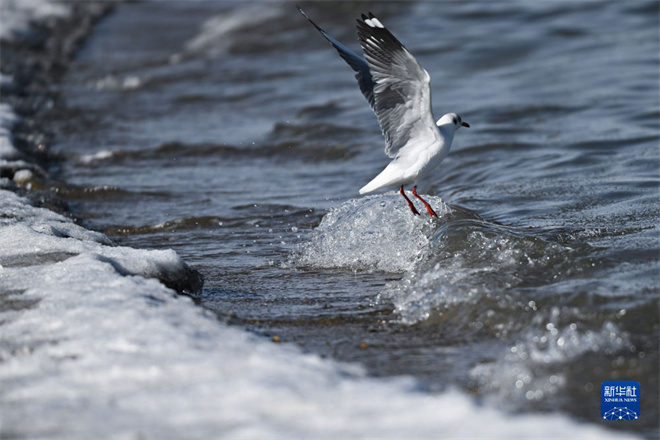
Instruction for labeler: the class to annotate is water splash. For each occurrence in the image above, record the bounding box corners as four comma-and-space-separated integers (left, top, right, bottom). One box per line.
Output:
295, 193, 581, 328
294, 192, 451, 273
469, 312, 632, 408
381, 219, 578, 325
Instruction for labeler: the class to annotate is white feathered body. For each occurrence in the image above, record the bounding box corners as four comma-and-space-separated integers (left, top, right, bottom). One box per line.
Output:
359, 124, 455, 194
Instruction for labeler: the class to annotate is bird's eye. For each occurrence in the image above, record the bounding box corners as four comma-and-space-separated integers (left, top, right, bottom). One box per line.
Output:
452, 117, 457, 124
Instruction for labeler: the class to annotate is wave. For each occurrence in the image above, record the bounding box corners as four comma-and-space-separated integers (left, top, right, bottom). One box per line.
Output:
73, 123, 364, 167
293, 193, 589, 324
103, 206, 313, 236
175, 3, 285, 60
291, 192, 651, 427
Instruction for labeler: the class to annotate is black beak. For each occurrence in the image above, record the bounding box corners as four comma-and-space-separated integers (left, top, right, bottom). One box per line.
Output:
461, 121, 470, 128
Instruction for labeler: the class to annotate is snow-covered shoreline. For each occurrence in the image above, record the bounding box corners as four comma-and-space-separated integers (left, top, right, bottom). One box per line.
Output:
0, 1, 640, 438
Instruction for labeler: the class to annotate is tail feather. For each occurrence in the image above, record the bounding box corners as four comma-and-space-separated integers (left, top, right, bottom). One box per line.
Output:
359, 182, 377, 195
359, 171, 398, 194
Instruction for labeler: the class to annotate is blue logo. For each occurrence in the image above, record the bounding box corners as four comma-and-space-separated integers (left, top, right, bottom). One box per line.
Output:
601, 381, 640, 421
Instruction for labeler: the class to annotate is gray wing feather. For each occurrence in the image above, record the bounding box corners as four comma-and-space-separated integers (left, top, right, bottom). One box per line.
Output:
357, 13, 438, 158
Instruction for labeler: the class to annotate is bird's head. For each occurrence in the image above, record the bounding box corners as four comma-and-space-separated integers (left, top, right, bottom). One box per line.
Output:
437, 113, 470, 131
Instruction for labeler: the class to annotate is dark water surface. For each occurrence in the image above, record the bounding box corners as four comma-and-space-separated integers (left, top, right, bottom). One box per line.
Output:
49, 1, 658, 436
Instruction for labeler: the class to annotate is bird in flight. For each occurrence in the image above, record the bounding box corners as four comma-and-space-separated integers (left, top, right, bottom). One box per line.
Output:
299, 8, 469, 217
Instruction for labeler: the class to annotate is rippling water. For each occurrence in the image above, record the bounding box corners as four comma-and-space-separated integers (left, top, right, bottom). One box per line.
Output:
47, 1, 658, 436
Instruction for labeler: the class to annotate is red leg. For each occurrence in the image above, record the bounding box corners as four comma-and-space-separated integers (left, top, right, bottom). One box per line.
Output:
399, 185, 420, 215
412, 186, 438, 218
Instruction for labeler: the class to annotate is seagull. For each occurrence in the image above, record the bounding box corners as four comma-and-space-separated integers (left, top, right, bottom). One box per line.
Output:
299, 8, 469, 217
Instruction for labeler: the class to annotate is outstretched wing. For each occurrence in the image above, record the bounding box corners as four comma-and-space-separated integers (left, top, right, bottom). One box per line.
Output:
298, 7, 376, 108
357, 13, 438, 158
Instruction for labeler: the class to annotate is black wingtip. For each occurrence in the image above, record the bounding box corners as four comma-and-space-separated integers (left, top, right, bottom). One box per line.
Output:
298, 6, 328, 36
368, 12, 375, 19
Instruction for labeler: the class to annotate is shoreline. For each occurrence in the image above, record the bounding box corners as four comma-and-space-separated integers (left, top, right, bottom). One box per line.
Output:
0, 1, 203, 293
1, 2, 113, 214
